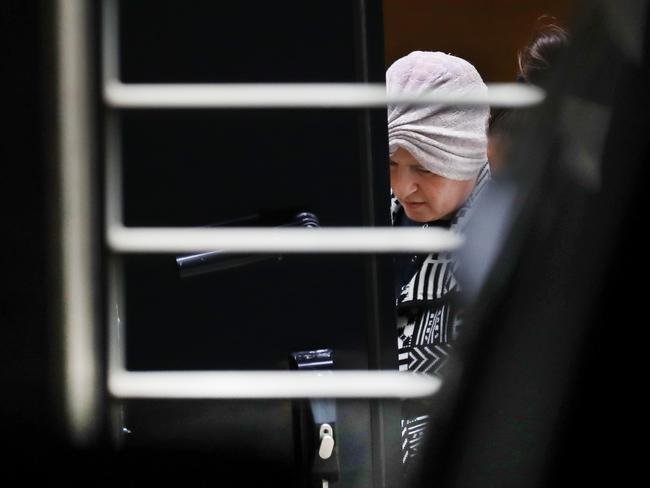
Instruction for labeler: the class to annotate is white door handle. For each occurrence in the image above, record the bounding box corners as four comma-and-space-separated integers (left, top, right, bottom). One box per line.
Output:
318, 423, 335, 459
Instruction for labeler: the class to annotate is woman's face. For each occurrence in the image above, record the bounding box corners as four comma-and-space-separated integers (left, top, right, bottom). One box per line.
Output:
390, 147, 477, 223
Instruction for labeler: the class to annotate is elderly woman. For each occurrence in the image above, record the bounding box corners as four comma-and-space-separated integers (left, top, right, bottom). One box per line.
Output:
386, 51, 490, 470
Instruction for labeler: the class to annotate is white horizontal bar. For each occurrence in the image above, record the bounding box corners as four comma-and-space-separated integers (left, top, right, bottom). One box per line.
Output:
108, 370, 441, 399
484, 83, 546, 107
104, 81, 544, 109
107, 225, 463, 254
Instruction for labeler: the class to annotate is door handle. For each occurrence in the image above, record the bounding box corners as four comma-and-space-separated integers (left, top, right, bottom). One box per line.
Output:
290, 349, 341, 487
318, 423, 335, 460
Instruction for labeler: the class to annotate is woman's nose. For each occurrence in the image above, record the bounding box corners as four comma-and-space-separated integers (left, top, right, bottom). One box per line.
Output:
391, 168, 417, 197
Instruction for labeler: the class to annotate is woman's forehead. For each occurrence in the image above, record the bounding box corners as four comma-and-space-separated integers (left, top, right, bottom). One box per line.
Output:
390, 147, 422, 165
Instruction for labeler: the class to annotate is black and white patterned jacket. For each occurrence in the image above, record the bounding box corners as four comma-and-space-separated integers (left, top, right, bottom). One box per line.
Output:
393, 163, 491, 469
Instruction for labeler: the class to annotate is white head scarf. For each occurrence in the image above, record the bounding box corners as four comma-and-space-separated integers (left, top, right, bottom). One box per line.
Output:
387, 51, 489, 181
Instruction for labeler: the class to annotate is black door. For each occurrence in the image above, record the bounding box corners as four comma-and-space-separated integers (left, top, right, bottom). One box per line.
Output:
106, 1, 401, 486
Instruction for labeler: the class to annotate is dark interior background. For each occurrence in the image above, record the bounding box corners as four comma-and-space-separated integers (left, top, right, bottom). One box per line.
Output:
7, 1, 645, 486
1, 0, 52, 450
120, 1, 358, 84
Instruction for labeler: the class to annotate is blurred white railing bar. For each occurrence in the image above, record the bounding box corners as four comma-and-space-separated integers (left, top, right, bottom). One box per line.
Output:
104, 81, 545, 109
107, 225, 464, 254
56, 0, 101, 445
109, 370, 442, 399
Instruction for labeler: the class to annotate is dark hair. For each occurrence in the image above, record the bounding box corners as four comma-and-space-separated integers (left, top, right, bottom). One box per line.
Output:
488, 16, 570, 171
517, 16, 570, 84
490, 16, 570, 133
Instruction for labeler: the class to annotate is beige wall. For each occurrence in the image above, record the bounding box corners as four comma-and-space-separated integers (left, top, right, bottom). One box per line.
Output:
383, 0, 579, 81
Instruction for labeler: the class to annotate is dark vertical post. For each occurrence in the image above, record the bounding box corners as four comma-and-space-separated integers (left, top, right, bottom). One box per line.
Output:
353, 1, 401, 487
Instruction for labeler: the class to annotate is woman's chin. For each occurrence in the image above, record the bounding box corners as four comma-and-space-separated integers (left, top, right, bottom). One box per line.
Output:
403, 205, 436, 223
